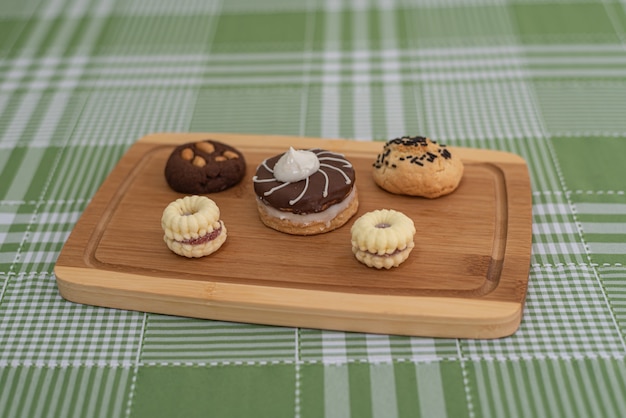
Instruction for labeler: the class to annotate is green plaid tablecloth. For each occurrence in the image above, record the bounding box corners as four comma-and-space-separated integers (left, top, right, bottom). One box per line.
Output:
2, 1, 626, 417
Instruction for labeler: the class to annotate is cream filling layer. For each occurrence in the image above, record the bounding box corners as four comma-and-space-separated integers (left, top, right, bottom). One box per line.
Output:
260, 187, 356, 226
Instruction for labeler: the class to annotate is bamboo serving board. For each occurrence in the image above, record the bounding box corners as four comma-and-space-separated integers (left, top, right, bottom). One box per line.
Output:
54, 133, 532, 339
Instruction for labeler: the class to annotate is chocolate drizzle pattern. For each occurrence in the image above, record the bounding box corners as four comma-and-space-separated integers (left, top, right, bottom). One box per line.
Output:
253, 149, 356, 214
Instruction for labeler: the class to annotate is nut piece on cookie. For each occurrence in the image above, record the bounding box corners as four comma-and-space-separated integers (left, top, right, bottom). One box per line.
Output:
165, 140, 246, 194
180, 148, 194, 160
196, 141, 215, 154
372, 136, 464, 198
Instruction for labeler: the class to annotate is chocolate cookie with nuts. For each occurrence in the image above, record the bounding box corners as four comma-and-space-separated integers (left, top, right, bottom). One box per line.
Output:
164, 140, 246, 194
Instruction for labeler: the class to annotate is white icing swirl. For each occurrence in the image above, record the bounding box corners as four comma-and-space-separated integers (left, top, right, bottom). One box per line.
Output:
273, 147, 320, 183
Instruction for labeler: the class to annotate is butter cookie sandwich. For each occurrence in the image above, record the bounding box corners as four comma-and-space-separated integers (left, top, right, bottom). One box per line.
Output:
350, 209, 415, 269
161, 195, 227, 258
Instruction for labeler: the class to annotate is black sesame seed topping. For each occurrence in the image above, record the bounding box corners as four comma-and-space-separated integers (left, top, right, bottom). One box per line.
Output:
410, 156, 424, 166
376, 135, 453, 170
388, 135, 430, 147
387, 135, 444, 148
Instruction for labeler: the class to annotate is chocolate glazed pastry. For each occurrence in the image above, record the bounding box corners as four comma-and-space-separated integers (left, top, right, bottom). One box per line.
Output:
164, 140, 246, 194
253, 148, 359, 235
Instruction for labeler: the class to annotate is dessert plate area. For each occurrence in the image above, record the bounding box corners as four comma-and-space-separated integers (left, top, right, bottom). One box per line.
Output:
54, 133, 532, 339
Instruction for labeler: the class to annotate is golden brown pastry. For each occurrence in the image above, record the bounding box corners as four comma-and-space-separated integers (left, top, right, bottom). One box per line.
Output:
372, 136, 463, 198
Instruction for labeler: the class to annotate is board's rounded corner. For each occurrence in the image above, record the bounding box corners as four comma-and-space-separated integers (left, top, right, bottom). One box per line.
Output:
53, 264, 79, 285
53, 266, 81, 301
486, 302, 524, 339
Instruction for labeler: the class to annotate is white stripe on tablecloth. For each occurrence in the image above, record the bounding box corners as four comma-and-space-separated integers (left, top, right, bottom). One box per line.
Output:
366, 334, 398, 418
2, 367, 23, 418
378, 5, 406, 139
533, 222, 579, 235
474, 361, 501, 417
4, 148, 48, 202
370, 363, 399, 418
1, 92, 41, 144
44, 368, 65, 417
321, 84, 340, 139
1, 44, 626, 68
565, 361, 599, 417
31, 91, 74, 143
3, 55, 626, 78
1, 89, 74, 206
603, 358, 626, 414
588, 242, 626, 254
352, 5, 373, 141
324, 365, 351, 418
4, 69, 626, 92
409, 338, 441, 362
416, 362, 447, 418
511, 361, 537, 418
528, 360, 560, 418
72, 367, 92, 418
576, 203, 626, 215
549, 361, 578, 418
56, 368, 78, 418
586, 360, 616, 418
533, 203, 572, 215
25, 366, 130, 418
320, 0, 341, 139
498, 360, 524, 417
323, 330, 350, 418
532, 242, 587, 255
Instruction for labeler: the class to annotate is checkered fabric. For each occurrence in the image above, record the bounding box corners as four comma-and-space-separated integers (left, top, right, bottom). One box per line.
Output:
1, 0, 626, 417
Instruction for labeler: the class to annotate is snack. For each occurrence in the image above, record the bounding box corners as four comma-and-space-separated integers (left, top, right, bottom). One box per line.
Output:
161, 195, 227, 258
164, 140, 246, 194
372, 136, 463, 198
351, 209, 416, 269
253, 147, 358, 235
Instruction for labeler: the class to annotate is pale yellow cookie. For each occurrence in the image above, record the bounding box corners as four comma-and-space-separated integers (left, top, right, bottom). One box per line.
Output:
161, 195, 227, 258
350, 209, 416, 269
372, 136, 463, 198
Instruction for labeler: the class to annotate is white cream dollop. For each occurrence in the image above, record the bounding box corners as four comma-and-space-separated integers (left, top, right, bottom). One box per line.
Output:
273, 147, 320, 182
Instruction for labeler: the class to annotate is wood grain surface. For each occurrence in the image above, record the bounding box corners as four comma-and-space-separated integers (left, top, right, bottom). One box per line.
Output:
54, 133, 533, 338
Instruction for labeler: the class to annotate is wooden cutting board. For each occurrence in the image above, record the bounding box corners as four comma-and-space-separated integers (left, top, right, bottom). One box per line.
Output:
54, 133, 532, 339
